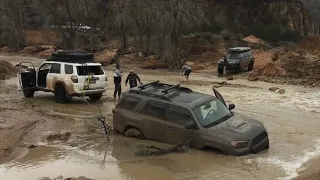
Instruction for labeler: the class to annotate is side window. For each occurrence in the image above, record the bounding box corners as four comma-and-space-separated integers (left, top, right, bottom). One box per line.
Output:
118, 96, 141, 111
65, 64, 74, 74
49, 63, 61, 74
142, 101, 165, 119
168, 105, 194, 126
39, 63, 52, 71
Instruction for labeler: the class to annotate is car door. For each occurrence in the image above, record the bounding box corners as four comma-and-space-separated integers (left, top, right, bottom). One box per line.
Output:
36, 63, 53, 88
75, 64, 106, 90
163, 105, 195, 144
239, 53, 247, 68
212, 87, 227, 108
18, 62, 36, 90
245, 52, 251, 66
248, 51, 254, 63
113, 96, 143, 134
46, 63, 61, 90
139, 100, 166, 142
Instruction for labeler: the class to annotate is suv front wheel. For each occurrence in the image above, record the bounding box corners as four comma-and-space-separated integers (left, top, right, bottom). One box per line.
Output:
23, 89, 35, 98
89, 93, 103, 101
124, 127, 145, 139
54, 84, 72, 103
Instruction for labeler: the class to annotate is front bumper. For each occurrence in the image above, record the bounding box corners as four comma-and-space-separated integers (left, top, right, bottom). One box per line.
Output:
218, 63, 240, 70
228, 133, 269, 156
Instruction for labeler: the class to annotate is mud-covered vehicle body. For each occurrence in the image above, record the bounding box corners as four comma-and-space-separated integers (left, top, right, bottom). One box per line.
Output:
217, 47, 255, 74
18, 50, 108, 103
112, 81, 269, 156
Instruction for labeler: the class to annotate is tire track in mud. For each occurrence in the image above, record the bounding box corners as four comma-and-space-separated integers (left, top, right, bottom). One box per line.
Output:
0, 83, 79, 164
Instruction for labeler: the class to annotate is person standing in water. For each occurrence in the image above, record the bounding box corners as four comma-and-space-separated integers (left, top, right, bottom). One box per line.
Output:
113, 63, 122, 101
125, 70, 142, 88
223, 55, 228, 76
181, 63, 192, 82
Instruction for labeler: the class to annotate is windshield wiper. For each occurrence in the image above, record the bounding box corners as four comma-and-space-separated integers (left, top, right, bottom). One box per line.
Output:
204, 113, 233, 128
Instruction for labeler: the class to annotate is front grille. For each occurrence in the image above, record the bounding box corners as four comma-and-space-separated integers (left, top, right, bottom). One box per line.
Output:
252, 131, 267, 147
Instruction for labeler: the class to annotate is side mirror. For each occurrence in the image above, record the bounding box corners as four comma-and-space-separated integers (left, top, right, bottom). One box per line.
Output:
185, 121, 197, 129
229, 104, 235, 110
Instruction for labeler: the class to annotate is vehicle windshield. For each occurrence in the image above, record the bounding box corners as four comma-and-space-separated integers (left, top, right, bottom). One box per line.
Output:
227, 52, 240, 59
76, 66, 104, 76
193, 99, 232, 128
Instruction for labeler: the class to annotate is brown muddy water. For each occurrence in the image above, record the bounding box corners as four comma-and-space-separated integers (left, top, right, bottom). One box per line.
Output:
0, 55, 320, 180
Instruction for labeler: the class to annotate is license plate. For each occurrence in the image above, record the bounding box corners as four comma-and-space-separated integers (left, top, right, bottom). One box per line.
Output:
90, 79, 96, 84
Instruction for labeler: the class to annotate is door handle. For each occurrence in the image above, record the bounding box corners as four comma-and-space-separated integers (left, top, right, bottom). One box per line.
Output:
165, 126, 172, 130
140, 119, 147, 123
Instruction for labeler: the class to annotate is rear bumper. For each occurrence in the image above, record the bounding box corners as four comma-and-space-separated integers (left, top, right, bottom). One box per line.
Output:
73, 87, 107, 96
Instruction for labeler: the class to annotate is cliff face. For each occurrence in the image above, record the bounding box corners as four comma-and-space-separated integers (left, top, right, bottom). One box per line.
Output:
302, 0, 320, 23
205, 0, 313, 35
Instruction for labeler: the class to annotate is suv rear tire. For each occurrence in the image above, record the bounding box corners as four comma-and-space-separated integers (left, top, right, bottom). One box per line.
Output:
89, 93, 103, 101
54, 84, 72, 103
23, 89, 35, 98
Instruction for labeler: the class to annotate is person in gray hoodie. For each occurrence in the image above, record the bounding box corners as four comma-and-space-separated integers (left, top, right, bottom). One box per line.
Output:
113, 63, 122, 101
181, 63, 192, 82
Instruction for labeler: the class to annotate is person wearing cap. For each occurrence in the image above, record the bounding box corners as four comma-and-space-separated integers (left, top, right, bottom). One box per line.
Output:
125, 70, 142, 88
113, 63, 122, 101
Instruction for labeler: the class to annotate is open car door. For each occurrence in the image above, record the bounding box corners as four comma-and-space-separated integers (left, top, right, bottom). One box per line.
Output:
18, 62, 36, 90
212, 86, 227, 107
212, 86, 235, 110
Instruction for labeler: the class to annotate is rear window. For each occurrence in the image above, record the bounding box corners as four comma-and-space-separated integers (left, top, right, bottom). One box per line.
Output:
118, 96, 141, 111
76, 65, 104, 76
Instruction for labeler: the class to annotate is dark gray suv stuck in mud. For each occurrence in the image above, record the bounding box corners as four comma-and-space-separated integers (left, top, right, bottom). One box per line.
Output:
112, 81, 269, 156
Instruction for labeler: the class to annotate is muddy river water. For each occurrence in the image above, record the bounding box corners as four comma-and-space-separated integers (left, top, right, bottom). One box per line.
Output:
0, 55, 319, 180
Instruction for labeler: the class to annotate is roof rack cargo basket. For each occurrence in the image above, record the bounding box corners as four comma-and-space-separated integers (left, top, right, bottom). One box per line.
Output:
138, 81, 160, 90
46, 50, 95, 63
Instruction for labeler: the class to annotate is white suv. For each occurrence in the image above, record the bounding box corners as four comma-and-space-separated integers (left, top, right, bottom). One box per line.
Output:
19, 50, 108, 103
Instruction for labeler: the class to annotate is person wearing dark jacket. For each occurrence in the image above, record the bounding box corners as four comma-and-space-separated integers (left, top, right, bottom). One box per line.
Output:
113, 63, 122, 101
223, 55, 228, 76
125, 70, 142, 88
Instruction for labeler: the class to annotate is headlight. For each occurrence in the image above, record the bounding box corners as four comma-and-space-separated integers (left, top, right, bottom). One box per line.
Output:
231, 141, 249, 149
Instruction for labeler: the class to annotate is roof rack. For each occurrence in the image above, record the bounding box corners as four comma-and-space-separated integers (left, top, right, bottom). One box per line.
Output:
162, 84, 180, 94
129, 81, 194, 101
138, 81, 160, 90
129, 89, 170, 101
46, 50, 95, 63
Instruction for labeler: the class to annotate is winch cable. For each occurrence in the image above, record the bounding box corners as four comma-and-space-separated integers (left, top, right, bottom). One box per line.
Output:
79, 63, 116, 143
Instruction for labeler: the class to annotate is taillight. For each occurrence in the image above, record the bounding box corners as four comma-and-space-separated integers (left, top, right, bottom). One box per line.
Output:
71, 75, 78, 83
105, 75, 108, 81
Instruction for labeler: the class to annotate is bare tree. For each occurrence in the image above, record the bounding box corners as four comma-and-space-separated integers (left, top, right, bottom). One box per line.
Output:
0, 0, 34, 50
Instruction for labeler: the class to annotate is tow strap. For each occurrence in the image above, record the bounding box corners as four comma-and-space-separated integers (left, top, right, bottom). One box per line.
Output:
79, 63, 115, 142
